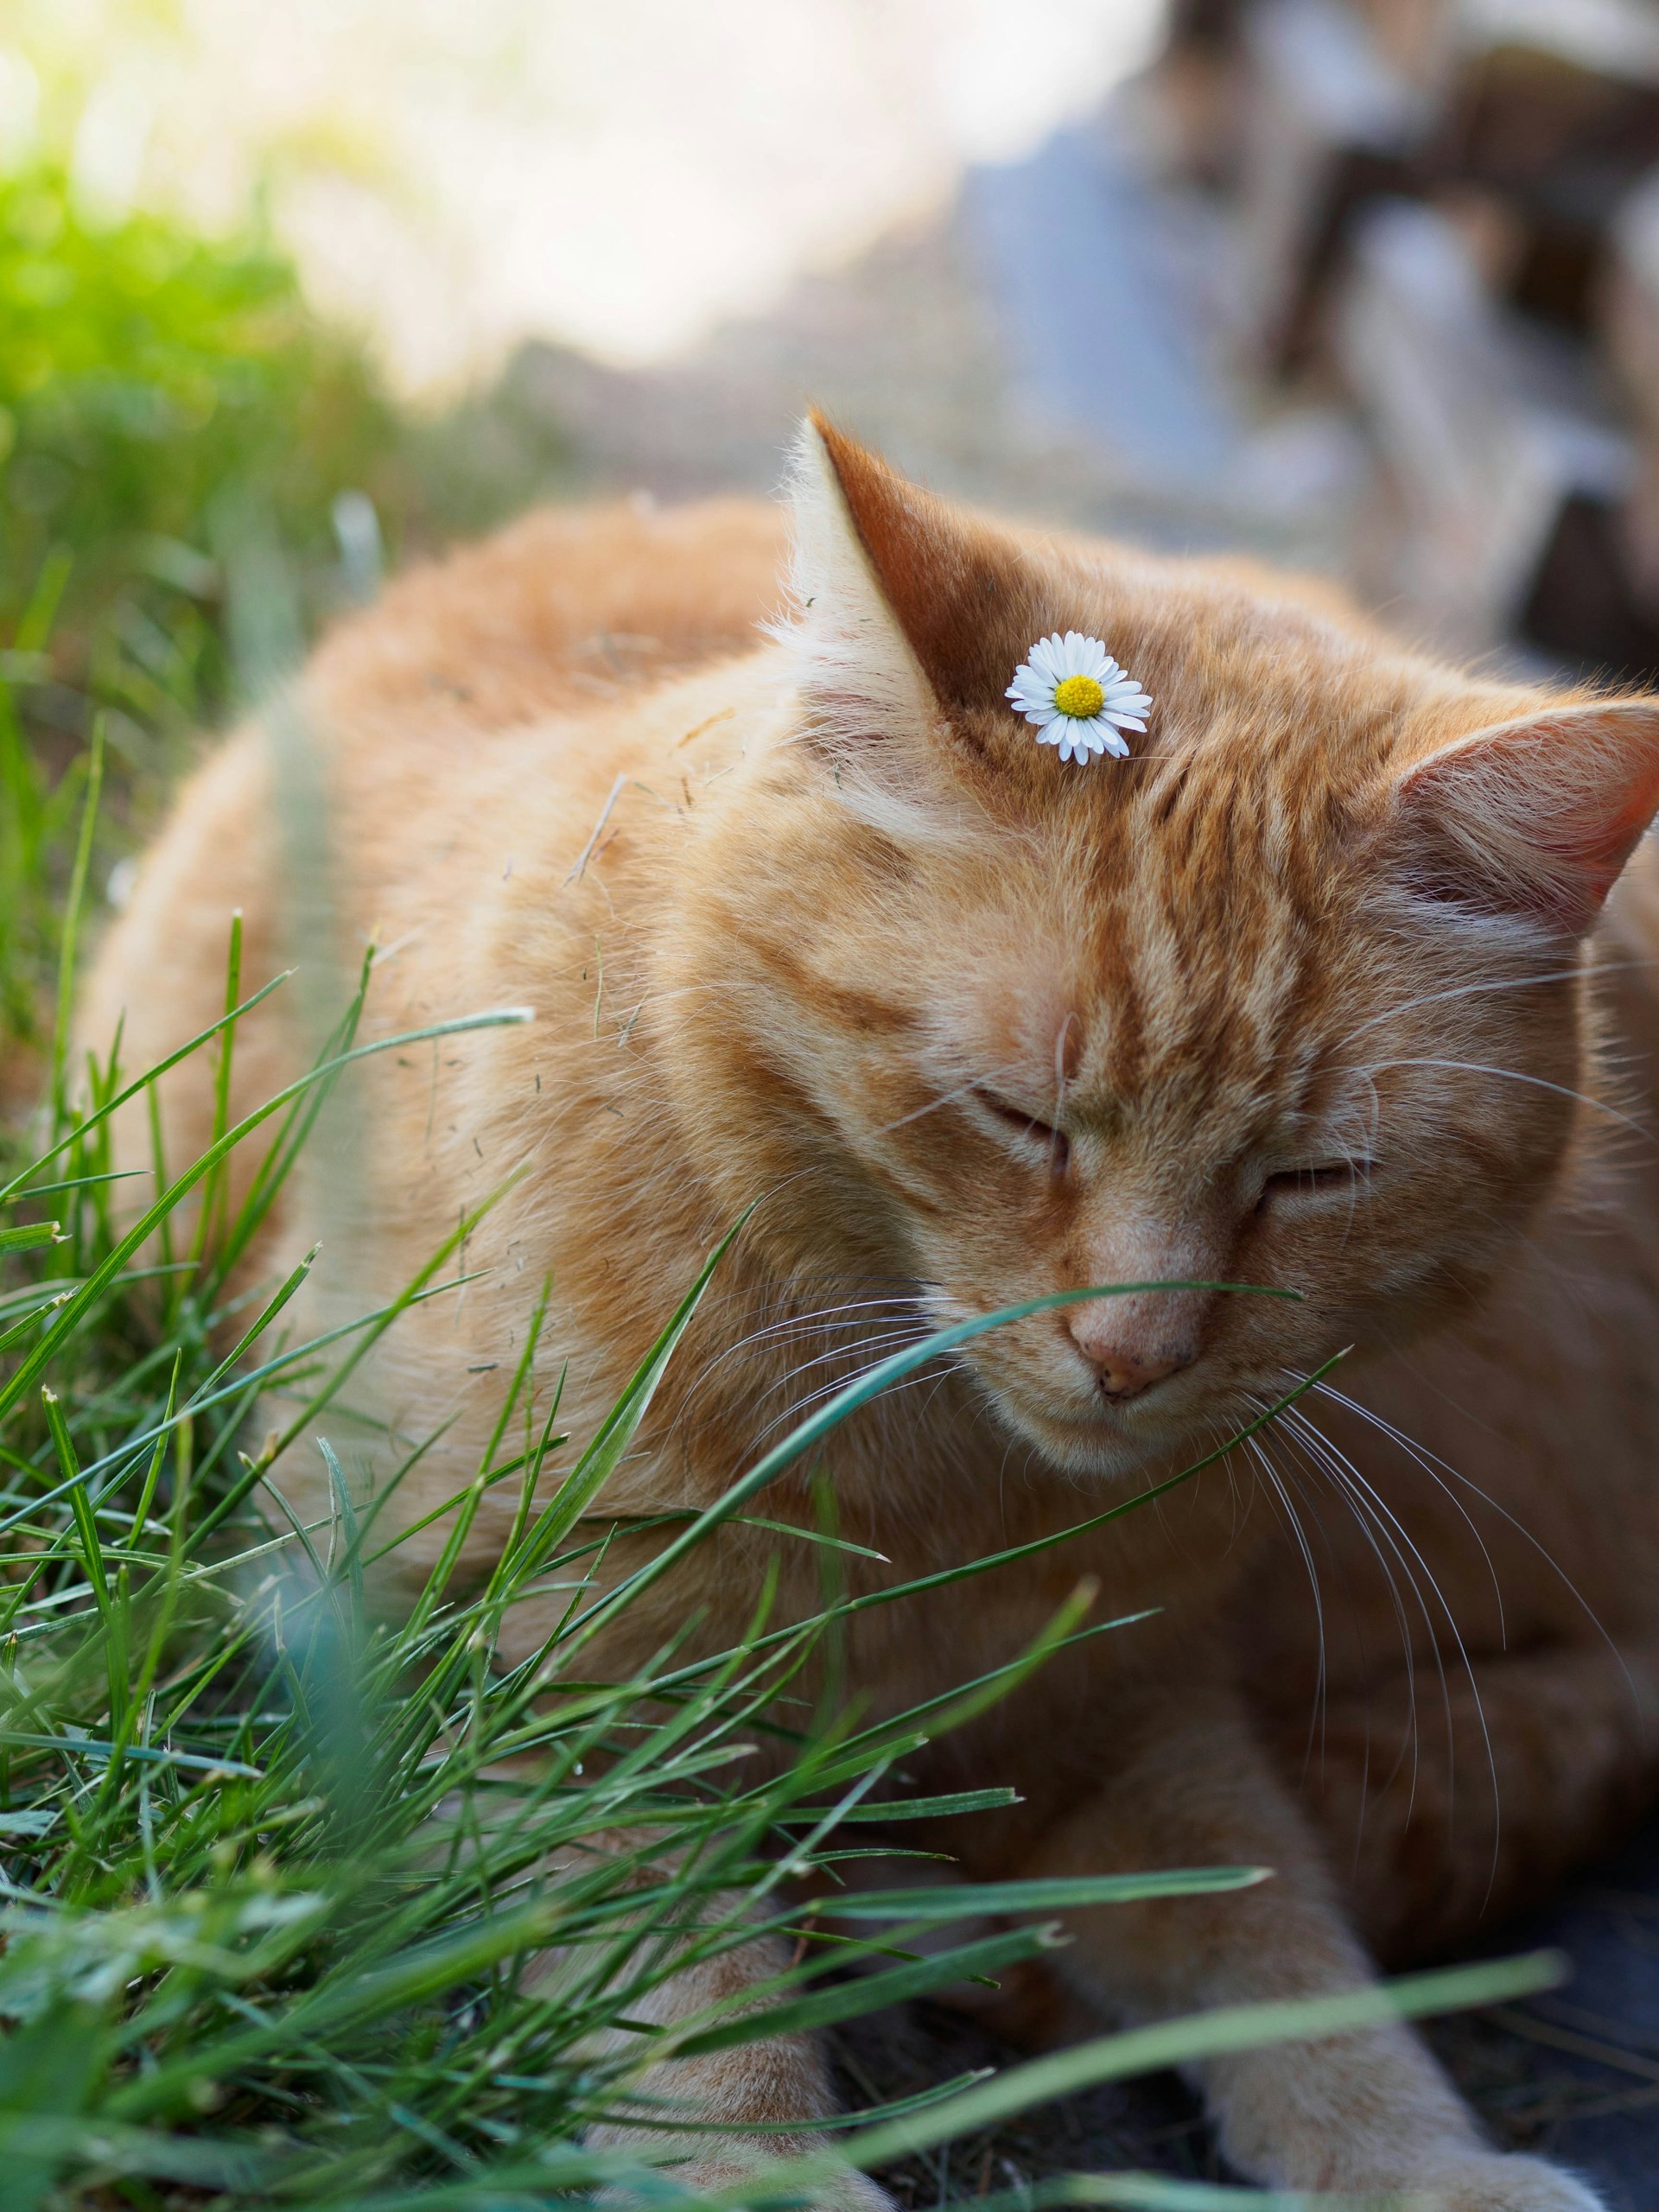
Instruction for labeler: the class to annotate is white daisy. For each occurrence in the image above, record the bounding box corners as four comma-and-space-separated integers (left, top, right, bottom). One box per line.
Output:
1006, 632, 1153, 764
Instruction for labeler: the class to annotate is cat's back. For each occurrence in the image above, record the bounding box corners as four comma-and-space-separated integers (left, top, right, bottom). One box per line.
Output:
307, 493, 786, 751
83, 496, 785, 1056
300, 493, 790, 963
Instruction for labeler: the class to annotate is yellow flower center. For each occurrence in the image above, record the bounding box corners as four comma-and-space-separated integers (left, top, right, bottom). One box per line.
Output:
1052, 673, 1104, 719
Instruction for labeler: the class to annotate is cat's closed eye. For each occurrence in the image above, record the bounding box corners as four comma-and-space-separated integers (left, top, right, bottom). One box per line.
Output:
974, 1088, 1071, 1173
1255, 1162, 1371, 1211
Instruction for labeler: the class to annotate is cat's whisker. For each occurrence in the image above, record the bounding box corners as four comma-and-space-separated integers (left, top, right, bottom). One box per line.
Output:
741, 1348, 958, 1455
1277, 1407, 1453, 1676
1289, 1455, 1428, 1818
1278, 1395, 1503, 1876
1251, 1405, 1392, 1750
870, 1061, 1029, 1141
1333, 954, 1653, 1047
672, 1287, 931, 1417
913, 1365, 961, 1430
1279, 1449, 1369, 1782
1351, 1058, 1653, 1141
1213, 1411, 1255, 1553
1302, 1382, 1506, 1641
688, 1294, 929, 1370
1307, 1380, 1637, 1702
1245, 1408, 1393, 1789
688, 1271, 929, 1314
1252, 1427, 1385, 1890
1239, 1422, 1330, 1763
745, 1326, 938, 1412
1264, 1397, 1436, 1809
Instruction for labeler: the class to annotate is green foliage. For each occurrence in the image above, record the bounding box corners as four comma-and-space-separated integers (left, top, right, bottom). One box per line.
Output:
0, 162, 415, 1063
0, 156, 406, 646
0, 158, 577, 1063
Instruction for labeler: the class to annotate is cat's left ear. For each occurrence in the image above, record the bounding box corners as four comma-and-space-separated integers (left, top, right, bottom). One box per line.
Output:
1392, 700, 1659, 935
784, 414, 1033, 756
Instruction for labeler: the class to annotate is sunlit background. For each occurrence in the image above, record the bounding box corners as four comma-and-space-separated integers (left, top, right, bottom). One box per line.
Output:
10, 3, 1659, 923
10, 0, 1659, 1025
14, 0, 1659, 676
9, 0, 1167, 383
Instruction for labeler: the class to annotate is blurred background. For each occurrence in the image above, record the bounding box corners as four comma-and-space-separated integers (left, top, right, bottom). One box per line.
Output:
17, 0, 1659, 646
10, 0, 1659, 2194
16, 0, 1659, 785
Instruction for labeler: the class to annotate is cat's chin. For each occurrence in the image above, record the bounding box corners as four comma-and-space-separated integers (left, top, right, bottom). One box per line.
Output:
989, 1395, 1200, 1484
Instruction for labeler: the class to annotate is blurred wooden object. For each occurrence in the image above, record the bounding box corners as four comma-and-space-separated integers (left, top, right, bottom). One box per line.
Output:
1196, 0, 1659, 367
1601, 175, 1659, 650
1426, 2, 1659, 330
1147, 0, 1659, 673
1349, 0, 1459, 91
1336, 197, 1630, 650
1516, 491, 1659, 680
1232, 0, 1425, 369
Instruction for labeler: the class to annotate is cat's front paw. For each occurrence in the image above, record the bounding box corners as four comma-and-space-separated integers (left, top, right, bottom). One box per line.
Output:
1402, 2152, 1605, 2212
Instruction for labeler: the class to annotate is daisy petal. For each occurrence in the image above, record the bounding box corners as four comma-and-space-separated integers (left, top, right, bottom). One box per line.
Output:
1007, 676, 1052, 721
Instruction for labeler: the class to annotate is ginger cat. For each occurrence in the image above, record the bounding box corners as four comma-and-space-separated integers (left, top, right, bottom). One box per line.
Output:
82, 419, 1659, 2210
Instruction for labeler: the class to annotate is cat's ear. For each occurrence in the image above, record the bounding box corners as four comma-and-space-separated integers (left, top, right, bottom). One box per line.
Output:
785, 414, 1030, 753
784, 415, 941, 752
1391, 701, 1659, 936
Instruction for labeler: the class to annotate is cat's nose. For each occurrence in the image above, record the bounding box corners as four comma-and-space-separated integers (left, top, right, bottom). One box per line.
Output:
1063, 1234, 1222, 1401
1066, 1319, 1196, 1401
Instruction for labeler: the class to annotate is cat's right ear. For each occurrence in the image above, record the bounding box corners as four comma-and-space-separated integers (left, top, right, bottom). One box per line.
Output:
1390, 699, 1659, 938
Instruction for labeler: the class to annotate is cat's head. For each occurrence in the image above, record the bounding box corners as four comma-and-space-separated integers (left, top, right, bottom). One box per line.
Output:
667, 418, 1659, 1480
